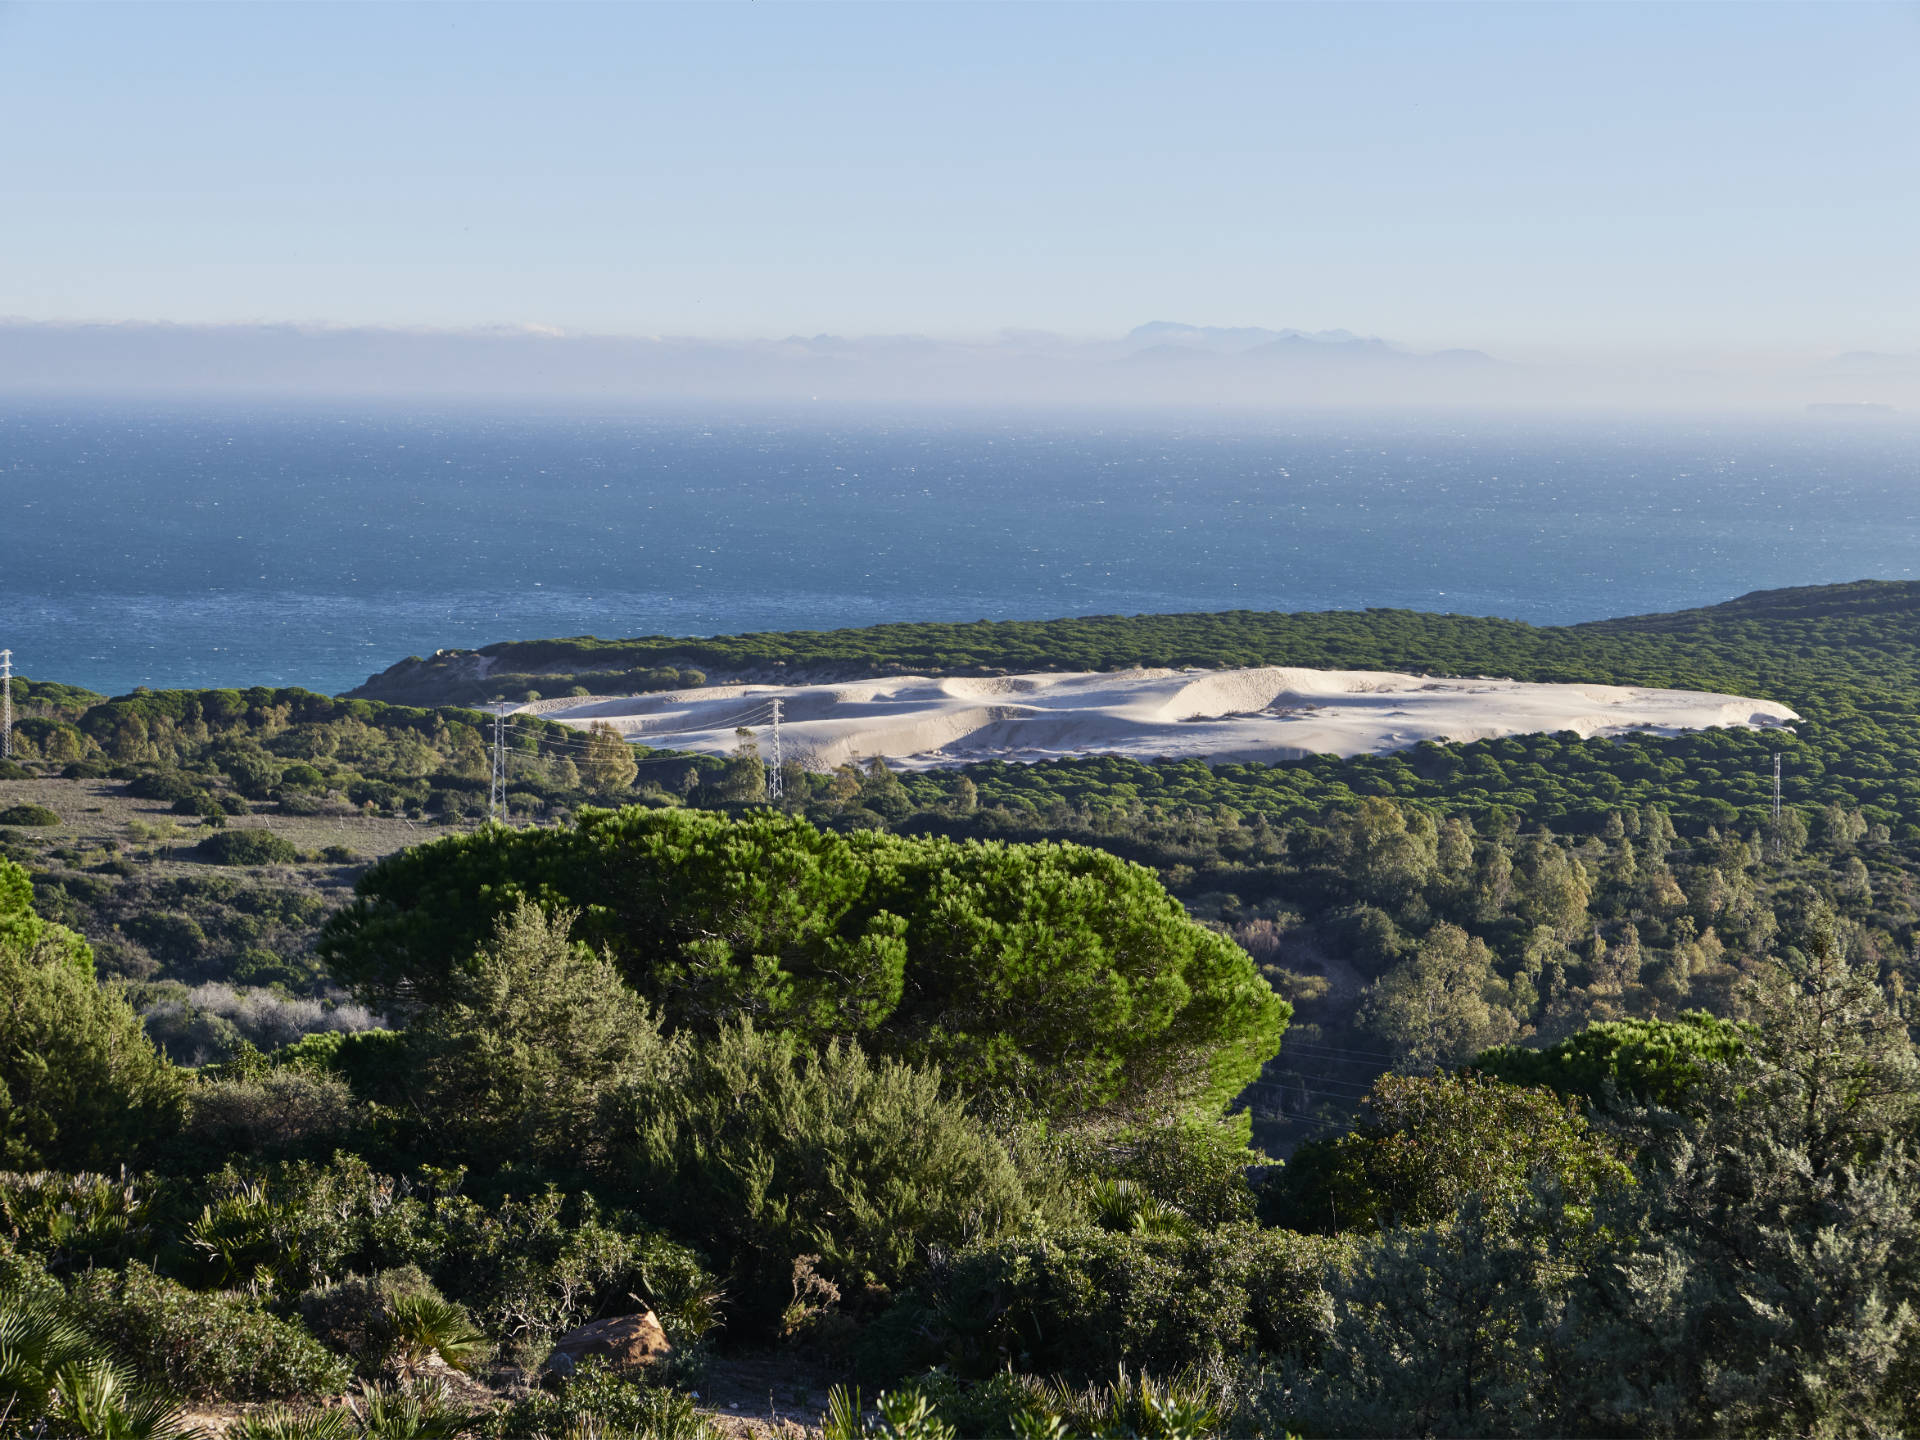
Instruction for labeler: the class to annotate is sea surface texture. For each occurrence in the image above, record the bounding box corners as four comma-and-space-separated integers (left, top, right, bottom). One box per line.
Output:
4, 401, 1916, 697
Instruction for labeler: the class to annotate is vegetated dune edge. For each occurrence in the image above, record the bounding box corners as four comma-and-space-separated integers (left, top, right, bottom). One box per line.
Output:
525, 665, 1799, 771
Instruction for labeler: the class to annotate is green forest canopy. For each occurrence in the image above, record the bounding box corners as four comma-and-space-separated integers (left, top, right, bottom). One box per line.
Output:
323, 580, 1920, 839
353, 579, 1920, 703
15, 579, 1920, 852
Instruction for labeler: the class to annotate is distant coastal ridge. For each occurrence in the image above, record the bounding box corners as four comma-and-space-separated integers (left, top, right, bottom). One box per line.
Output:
0, 316, 1493, 404
346, 579, 1920, 710
1, 316, 1914, 409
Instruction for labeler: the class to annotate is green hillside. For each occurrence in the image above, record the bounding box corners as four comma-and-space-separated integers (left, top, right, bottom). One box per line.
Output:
346, 579, 1920, 707
12, 580, 1920, 1435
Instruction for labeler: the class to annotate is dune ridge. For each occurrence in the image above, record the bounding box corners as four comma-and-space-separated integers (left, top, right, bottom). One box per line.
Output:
527, 666, 1798, 771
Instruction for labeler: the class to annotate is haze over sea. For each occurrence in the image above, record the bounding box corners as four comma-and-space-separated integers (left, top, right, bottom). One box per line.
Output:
6, 400, 1917, 699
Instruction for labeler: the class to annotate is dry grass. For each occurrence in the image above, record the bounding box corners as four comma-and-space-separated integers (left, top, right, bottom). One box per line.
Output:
0, 776, 460, 877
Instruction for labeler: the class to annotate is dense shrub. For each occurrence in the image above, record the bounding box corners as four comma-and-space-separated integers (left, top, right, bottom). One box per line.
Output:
880, 1365, 1234, 1440
159, 1156, 718, 1358
186, 1067, 363, 1156
0, 1279, 203, 1437
199, 829, 301, 866
0, 1235, 61, 1300
410, 902, 672, 1171
281, 763, 327, 791
485, 1358, 716, 1440
1263, 1073, 1630, 1235
429, 1188, 719, 1354
273, 1028, 413, 1106
0, 859, 185, 1169
0, 1171, 167, 1278
68, 1261, 351, 1400
145, 982, 382, 1055
138, 992, 245, 1066
859, 1223, 1347, 1386
0, 1282, 94, 1424
1056, 1115, 1261, 1228
125, 770, 205, 804
0, 804, 60, 827
1472, 1011, 1749, 1110
299, 1266, 486, 1378
603, 1020, 1033, 1334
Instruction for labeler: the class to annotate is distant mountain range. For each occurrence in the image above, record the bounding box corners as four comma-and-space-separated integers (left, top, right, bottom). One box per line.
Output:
0, 317, 1908, 411
1117, 321, 1497, 377
1122, 321, 1375, 353
1120, 320, 1489, 361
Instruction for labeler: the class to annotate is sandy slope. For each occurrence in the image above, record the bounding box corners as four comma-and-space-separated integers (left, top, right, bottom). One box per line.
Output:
529, 666, 1797, 771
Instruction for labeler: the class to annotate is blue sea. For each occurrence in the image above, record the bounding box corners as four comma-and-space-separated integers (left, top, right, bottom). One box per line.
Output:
4, 399, 1917, 698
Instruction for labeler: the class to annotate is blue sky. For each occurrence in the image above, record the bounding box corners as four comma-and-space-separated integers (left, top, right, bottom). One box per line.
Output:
1, 1, 1915, 351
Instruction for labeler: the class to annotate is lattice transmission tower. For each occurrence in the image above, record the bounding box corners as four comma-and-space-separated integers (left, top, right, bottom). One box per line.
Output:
765, 698, 784, 800
488, 704, 510, 822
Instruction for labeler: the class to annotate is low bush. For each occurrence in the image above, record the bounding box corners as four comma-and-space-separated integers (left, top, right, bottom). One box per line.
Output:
273, 1028, 412, 1106
0, 1282, 200, 1438
0, 803, 60, 826
0, 1283, 98, 1425
126, 770, 205, 804
602, 1020, 1033, 1335
860, 1366, 1236, 1440
1472, 1011, 1749, 1111
150, 1156, 719, 1361
427, 1187, 721, 1356
0, 1171, 167, 1276
68, 1261, 352, 1400
345, 1378, 481, 1438
1055, 1115, 1260, 1229
485, 1358, 717, 1440
162, 982, 383, 1052
1, 858, 186, 1170
187, 1067, 363, 1156
300, 1266, 487, 1378
1261, 1073, 1631, 1236
199, 829, 300, 866
858, 1223, 1347, 1387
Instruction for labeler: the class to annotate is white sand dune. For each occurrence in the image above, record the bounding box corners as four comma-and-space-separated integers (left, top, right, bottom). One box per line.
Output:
527, 667, 1799, 771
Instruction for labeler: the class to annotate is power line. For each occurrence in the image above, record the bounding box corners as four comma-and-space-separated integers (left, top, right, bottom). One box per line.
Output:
511, 729, 708, 765
1248, 1071, 1376, 1101
511, 704, 783, 768
1274, 1037, 1400, 1063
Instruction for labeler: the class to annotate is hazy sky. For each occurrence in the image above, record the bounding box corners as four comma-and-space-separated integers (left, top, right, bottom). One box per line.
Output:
2, 1, 1916, 352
